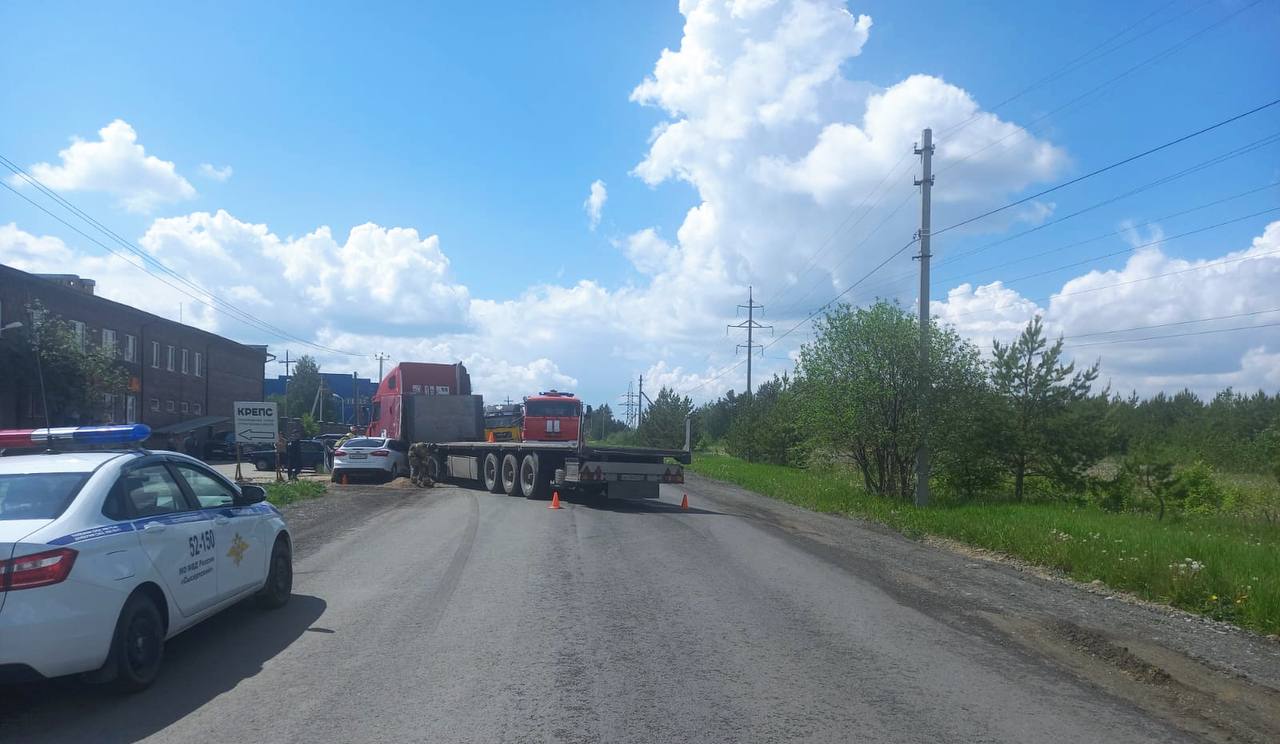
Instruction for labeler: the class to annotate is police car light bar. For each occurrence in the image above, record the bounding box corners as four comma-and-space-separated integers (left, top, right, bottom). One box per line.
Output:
0, 424, 152, 448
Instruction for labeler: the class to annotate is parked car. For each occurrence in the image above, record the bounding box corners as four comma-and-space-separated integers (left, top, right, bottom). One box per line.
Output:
203, 431, 239, 460
246, 440, 328, 472
332, 437, 409, 483
314, 434, 345, 449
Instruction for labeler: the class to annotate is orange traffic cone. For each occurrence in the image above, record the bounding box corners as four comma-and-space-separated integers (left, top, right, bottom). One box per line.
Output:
680, 493, 689, 510
549, 490, 562, 509
341, 473, 349, 485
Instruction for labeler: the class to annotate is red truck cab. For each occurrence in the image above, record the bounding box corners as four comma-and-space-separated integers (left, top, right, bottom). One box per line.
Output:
522, 391, 581, 443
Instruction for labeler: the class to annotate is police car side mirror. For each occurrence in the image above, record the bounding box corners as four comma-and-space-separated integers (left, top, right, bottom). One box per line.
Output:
235, 484, 268, 506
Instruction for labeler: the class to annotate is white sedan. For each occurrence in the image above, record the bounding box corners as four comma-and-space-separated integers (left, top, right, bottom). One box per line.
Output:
331, 437, 409, 483
0, 425, 292, 692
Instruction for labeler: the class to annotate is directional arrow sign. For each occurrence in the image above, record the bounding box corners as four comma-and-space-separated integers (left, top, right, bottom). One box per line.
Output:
234, 402, 278, 445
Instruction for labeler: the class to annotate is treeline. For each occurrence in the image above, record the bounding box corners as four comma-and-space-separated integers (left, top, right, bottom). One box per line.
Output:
679, 301, 1279, 516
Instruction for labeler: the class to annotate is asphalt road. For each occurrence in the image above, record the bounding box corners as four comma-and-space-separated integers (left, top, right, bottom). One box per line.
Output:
4, 476, 1274, 743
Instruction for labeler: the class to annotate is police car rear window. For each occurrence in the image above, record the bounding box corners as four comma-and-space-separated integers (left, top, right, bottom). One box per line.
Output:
0, 473, 90, 521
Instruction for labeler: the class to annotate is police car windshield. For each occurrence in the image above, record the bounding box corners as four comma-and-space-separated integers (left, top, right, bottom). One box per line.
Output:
0, 472, 90, 521
343, 438, 385, 449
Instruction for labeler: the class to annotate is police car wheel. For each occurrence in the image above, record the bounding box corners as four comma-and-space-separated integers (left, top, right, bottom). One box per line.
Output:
256, 539, 293, 609
108, 593, 165, 693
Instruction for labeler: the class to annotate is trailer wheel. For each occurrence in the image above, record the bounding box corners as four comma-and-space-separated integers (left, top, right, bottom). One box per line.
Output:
483, 453, 503, 493
500, 453, 520, 496
520, 453, 549, 500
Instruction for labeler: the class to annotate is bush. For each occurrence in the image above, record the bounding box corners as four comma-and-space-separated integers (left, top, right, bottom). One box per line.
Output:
1171, 461, 1224, 515
1088, 469, 1134, 513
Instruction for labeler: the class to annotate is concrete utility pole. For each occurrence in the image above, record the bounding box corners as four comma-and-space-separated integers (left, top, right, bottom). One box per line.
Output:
914, 128, 934, 508
352, 371, 359, 426
374, 352, 390, 383
278, 350, 295, 393
727, 286, 771, 400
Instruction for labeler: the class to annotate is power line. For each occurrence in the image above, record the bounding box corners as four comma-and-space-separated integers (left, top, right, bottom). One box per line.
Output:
935, 0, 1266, 181
1064, 320, 1280, 349
758, 1, 1198, 312
1062, 306, 1280, 340
932, 97, 1280, 238
0, 155, 367, 357
946, 246, 1280, 322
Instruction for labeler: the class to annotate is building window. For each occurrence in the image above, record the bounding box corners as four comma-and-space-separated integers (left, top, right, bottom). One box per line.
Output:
126, 395, 137, 424
166, 345, 175, 371
181, 401, 189, 413
166, 400, 175, 412
102, 329, 117, 357
150, 398, 160, 412
181, 348, 189, 374
192, 402, 202, 415
124, 334, 137, 362
194, 351, 203, 378
71, 320, 86, 351
152, 341, 160, 368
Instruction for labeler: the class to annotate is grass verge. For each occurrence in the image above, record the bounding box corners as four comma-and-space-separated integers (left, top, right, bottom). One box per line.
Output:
689, 453, 1280, 636
265, 479, 327, 506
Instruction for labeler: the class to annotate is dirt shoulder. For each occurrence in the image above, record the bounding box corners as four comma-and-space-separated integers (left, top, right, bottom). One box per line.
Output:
277, 479, 425, 560
686, 472, 1280, 744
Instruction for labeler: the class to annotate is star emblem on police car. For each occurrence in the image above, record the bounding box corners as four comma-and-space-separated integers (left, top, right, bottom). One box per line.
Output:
227, 533, 250, 566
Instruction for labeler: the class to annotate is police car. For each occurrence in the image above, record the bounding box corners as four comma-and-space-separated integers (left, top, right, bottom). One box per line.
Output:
0, 424, 292, 692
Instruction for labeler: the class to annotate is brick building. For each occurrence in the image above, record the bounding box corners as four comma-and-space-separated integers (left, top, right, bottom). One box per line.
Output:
0, 264, 267, 444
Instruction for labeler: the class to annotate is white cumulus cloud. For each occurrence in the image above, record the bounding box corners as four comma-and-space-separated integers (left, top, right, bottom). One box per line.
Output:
199, 163, 233, 182
934, 220, 1280, 396
584, 179, 607, 229
14, 120, 197, 213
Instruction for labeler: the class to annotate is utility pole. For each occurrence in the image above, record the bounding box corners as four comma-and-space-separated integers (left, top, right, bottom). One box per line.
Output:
914, 128, 934, 508
637, 375, 644, 428
727, 286, 771, 401
278, 350, 295, 393
374, 352, 391, 383
352, 371, 359, 426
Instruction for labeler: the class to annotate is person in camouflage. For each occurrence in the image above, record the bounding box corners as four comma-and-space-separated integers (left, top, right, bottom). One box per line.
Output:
408, 442, 435, 487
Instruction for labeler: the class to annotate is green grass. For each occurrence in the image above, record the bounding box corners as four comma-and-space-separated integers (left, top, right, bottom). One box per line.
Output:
689, 453, 1280, 636
265, 479, 327, 506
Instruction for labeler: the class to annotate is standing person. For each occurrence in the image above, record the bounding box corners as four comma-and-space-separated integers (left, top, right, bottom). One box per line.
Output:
275, 432, 287, 480
287, 436, 302, 480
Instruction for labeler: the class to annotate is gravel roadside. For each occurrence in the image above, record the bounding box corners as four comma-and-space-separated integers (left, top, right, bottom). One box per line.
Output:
685, 472, 1280, 743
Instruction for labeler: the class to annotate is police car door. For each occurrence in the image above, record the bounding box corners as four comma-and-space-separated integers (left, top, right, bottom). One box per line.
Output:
171, 462, 267, 600
115, 461, 219, 616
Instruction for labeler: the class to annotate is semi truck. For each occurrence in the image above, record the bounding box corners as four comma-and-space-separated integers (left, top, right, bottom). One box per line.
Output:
423, 390, 689, 500
369, 367, 687, 500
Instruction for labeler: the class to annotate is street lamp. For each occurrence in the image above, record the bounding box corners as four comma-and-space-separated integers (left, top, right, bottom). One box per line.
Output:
330, 392, 344, 423
1, 320, 51, 428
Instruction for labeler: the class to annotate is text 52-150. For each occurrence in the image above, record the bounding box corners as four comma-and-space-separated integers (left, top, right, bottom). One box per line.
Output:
189, 529, 215, 557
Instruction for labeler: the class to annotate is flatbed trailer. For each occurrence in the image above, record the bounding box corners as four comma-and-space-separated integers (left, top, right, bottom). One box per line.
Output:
422, 422, 691, 500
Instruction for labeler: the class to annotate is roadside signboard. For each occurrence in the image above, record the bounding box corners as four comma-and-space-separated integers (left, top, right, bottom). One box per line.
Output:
234, 401, 279, 445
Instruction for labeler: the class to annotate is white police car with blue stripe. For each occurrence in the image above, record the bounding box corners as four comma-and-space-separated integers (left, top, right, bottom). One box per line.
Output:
0, 425, 292, 692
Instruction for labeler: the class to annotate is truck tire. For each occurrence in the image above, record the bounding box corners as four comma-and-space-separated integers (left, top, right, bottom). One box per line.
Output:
255, 458, 270, 472
520, 453, 549, 500
483, 453, 503, 493
500, 453, 520, 496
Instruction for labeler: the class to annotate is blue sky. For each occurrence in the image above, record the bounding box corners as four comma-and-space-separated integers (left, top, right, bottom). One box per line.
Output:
2, 0, 1278, 404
